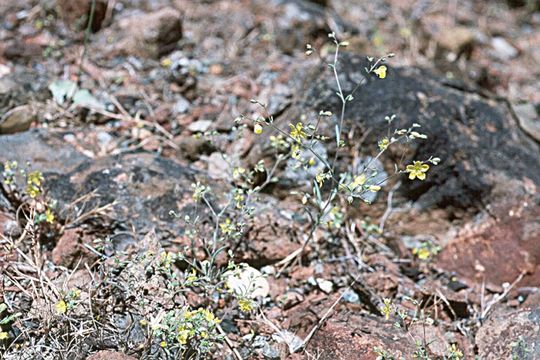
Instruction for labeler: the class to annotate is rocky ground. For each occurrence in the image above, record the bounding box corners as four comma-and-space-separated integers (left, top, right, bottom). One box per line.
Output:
0, 0, 539, 359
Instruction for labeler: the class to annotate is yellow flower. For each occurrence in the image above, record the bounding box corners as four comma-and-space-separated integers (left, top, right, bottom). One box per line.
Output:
233, 167, 246, 179
316, 172, 330, 187
238, 298, 254, 313
254, 123, 263, 135
380, 298, 392, 320
161, 58, 172, 67
406, 161, 429, 180
27, 171, 44, 186
160, 340, 167, 347
45, 209, 55, 224
220, 218, 235, 236
26, 184, 40, 198
177, 330, 189, 345
200, 331, 208, 339
55, 300, 67, 314
369, 185, 381, 192
350, 174, 366, 190
0, 332, 8, 340
378, 137, 390, 151
308, 158, 316, 166
291, 144, 301, 159
186, 269, 197, 283
374, 65, 387, 79
289, 122, 307, 142
413, 247, 431, 260
160, 251, 174, 268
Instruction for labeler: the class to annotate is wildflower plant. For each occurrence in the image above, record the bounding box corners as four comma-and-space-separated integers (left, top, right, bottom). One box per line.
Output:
166, 33, 439, 358
1, 161, 57, 245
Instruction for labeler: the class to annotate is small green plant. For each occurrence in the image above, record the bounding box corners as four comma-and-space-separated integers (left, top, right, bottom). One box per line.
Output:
147, 307, 223, 357
1, 161, 57, 227
510, 336, 530, 360
0, 303, 20, 342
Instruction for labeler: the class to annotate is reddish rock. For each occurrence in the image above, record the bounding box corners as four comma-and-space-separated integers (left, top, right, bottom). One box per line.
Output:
437, 197, 540, 289
307, 314, 414, 360
476, 307, 540, 359
102, 7, 182, 58
52, 229, 96, 268
87, 350, 136, 360
56, 0, 108, 32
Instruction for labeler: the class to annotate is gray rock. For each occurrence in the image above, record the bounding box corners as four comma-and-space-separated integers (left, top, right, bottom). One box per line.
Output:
514, 103, 540, 142
0, 104, 36, 134
491, 37, 519, 60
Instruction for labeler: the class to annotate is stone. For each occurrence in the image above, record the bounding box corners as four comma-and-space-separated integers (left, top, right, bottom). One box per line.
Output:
102, 7, 182, 58
476, 307, 540, 359
514, 103, 540, 142
429, 25, 475, 57
187, 119, 213, 133
0, 104, 36, 134
56, 0, 109, 32
437, 196, 540, 289
491, 37, 519, 60
87, 350, 137, 360
276, 53, 540, 212
51, 228, 96, 267
0, 130, 300, 265
0, 129, 89, 174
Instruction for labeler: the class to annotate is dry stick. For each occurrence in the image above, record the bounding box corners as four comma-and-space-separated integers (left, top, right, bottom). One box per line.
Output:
480, 272, 525, 321
293, 274, 361, 353
379, 180, 401, 233
77, 0, 97, 82
216, 323, 243, 360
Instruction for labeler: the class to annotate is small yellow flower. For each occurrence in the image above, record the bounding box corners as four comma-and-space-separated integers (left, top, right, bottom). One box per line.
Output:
27, 171, 44, 186
186, 269, 197, 283
378, 137, 390, 151
254, 123, 263, 135
316, 172, 330, 187
350, 174, 366, 190
161, 58, 172, 67
308, 158, 316, 166
238, 298, 254, 313
220, 218, 235, 236
406, 161, 429, 180
0, 332, 9, 340
380, 298, 392, 320
369, 185, 381, 192
45, 209, 55, 224
160, 340, 167, 348
200, 331, 208, 339
289, 122, 307, 142
55, 300, 67, 314
291, 144, 301, 159
374, 65, 387, 79
413, 247, 431, 260
233, 167, 246, 179
177, 330, 189, 345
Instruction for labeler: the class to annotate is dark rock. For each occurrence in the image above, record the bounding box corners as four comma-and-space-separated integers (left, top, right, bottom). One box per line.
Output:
0, 130, 88, 174
56, 0, 109, 33
0, 130, 300, 263
278, 54, 540, 212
